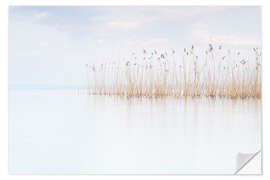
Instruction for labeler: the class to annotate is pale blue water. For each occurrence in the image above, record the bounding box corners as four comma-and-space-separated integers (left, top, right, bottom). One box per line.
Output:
9, 89, 262, 174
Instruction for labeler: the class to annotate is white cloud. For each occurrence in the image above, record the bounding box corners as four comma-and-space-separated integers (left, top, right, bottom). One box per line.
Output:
142, 38, 169, 46
39, 41, 49, 47
96, 39, 104, 44
107, 21, 141, 30
127, 38, 169, 47
144, 7, 227, 20
191, 29, 261, 46
33, 11, 49, 20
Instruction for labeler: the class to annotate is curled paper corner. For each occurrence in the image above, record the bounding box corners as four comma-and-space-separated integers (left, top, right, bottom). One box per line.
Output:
235, 150, 262, 175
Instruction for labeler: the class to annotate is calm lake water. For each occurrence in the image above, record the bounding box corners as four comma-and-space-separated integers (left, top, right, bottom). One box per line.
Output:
9, 89, 262, 174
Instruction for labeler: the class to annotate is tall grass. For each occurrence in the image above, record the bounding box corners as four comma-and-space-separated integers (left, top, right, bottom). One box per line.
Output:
85, 44, 261, 99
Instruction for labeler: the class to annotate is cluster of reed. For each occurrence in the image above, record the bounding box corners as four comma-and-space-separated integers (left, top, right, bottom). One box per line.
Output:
85, 44, 261, 99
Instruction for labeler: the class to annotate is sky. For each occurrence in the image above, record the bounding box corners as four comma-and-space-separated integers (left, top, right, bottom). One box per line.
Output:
8, 6, 262, 88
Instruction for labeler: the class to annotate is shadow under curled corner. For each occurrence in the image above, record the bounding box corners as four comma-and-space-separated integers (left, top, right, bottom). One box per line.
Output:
235, 150, 262, 175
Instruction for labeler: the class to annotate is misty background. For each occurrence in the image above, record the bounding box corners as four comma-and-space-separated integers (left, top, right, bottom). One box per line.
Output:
8, 6, 262, 89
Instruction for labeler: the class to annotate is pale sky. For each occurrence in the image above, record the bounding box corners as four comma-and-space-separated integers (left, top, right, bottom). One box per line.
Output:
9, 6, 262, 88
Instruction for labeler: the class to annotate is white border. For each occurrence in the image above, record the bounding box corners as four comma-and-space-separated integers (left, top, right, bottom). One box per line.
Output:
5, 0, 266, 6
1, 0, 269, 179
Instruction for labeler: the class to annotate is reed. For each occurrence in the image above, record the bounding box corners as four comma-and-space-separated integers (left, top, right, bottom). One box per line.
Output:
85, 44, 261, 99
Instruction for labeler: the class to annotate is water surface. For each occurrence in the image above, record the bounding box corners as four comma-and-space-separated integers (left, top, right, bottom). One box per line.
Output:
9, 89, 261, 174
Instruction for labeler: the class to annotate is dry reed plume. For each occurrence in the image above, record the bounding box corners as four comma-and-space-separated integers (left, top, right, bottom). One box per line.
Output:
85, 44, 261, 99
